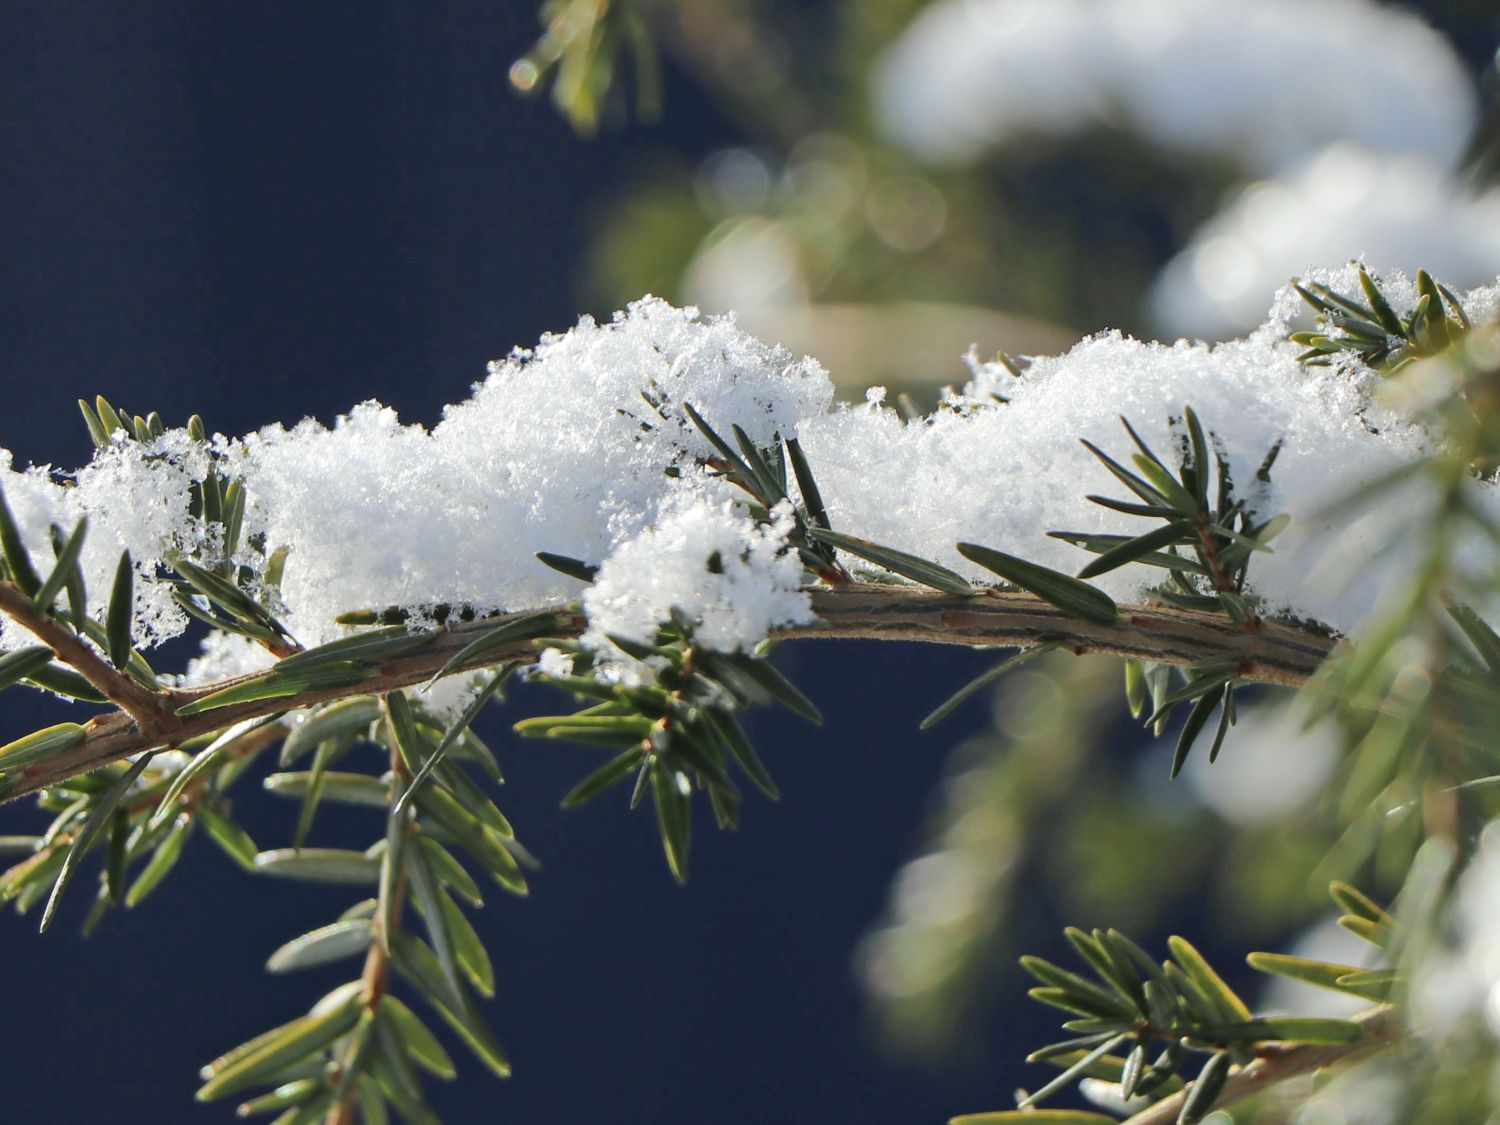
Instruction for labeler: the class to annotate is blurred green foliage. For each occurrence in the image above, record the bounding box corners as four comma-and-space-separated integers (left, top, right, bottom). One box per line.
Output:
527, 0, 1499, 371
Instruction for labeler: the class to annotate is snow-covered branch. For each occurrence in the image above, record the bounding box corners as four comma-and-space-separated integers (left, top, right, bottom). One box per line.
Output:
0, 267, 1494, 1124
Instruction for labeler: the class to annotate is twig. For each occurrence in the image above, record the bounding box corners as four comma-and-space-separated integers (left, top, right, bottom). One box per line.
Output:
1121, 1006, 1396, 1125
0, 581, 174, 736
0, 587, 1337, 805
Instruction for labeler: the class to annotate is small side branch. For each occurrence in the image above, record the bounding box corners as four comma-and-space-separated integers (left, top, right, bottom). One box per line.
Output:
1121, 1006, 1396, 1125
0, 587, 1338, 804
0, 581, 173, 736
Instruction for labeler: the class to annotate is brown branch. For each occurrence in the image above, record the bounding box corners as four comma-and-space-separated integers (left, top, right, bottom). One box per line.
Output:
0, 587, 1337, 805
0, 581, 174, 736
1121, 1006, 1396, 1125
803, 587, 1331, 685
0, 610, 580, 805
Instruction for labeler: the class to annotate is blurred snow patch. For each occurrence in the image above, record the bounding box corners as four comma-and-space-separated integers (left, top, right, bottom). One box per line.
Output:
1185, 697, 1339, 825
874, 0, 1474, 173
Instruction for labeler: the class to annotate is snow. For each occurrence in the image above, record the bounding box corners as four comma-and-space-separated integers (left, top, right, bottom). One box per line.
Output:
0, 434, 216, 653
228, 297, 831, 647
1183, 698, 1339, 825
798, 265, 1468, 632
582, 494, 813, 669
872, 0, 1475, 174
1, 277, 1496, 678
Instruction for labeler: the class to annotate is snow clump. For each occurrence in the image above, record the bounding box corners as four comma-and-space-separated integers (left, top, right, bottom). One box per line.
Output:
582, 494, 813, 674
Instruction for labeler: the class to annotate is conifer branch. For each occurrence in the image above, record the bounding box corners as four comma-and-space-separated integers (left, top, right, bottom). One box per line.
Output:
0, 587, 1334, 804
804, 587, 1331, 685
1120, 1006, 1396, 1125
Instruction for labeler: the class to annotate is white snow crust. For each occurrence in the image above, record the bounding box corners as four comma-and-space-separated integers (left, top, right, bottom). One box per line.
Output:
2, 278, 1497, 675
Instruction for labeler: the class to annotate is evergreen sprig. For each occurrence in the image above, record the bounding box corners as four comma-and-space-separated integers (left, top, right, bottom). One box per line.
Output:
961, 882, 1389, 1124
1070, 407, 1286, 775
195, 683, 520, 1123
519, 616, 814, 882
509, 0, 661, 135
1292, 265, 1471, 374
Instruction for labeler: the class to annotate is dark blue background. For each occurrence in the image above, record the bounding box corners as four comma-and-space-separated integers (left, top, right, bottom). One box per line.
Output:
0, 5, 1074, 1123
